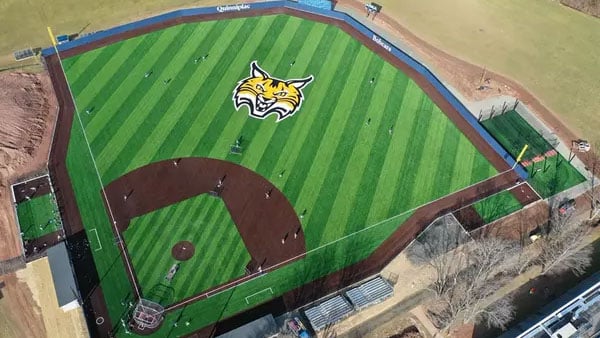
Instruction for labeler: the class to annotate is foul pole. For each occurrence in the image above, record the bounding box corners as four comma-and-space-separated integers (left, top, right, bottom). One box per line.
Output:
513, 144, 529, 169
47, 27, 57, 47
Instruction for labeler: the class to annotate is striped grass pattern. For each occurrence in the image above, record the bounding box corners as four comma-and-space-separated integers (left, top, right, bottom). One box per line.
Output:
62, 15, 497, 331
123, 195, 250, 303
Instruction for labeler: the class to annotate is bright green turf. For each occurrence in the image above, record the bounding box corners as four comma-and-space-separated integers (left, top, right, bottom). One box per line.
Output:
472, 190, 522, 224
16, 194, 61, 241
525, 155, 586, 198
482, 110, 585, 197
123, 194, 250, 303
62, 15, 498, 336
482, 110, 552, 157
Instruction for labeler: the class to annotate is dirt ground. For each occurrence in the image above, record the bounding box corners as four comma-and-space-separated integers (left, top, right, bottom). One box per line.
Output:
0, 257, 88, 337
0, 71, 57, 261
340, 317, 424, 338
0, 271, 43, 337
336, 0, 595, 169
0, 71, 66, 336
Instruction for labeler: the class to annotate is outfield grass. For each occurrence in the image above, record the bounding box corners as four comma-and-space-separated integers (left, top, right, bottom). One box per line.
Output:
62, 15, 497, 335
123, 194, 250, 303
375, 0, 600, 146
482, 110, 585, 197
472, 190, 522, 224
16, 194, 61, 240
4, 0, 599, 148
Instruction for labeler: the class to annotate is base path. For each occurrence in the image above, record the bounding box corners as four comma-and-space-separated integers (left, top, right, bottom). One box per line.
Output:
103, 157, 306, 275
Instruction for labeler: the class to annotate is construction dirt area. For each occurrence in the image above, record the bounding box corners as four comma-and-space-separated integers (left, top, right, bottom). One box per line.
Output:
0, 71, 57, 261
0, 71, 89, 336
0, 257, 88, 337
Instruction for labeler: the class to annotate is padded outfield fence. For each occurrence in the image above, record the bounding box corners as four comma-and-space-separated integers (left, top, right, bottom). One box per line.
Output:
42, 0, 527, 181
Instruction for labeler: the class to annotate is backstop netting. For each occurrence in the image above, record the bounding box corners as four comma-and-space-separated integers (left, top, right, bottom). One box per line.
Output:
132, 299, 164, 329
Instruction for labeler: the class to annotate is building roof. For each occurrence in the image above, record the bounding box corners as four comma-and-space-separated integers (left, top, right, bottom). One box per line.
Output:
46, 242, 79, 308
216, 314, 277, 338
501, 272, 600, 338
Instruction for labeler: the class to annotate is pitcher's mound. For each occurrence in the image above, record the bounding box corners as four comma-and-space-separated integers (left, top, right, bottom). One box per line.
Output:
171, 241, 195, 261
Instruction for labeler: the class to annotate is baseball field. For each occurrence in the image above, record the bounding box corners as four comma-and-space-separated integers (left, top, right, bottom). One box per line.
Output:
56, 13, 502, 335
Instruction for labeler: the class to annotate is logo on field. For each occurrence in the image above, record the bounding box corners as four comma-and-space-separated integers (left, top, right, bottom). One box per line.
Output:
233, 61, 313, 122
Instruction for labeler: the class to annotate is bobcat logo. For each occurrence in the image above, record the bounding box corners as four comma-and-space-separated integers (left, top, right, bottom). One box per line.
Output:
233, 61, 313, 122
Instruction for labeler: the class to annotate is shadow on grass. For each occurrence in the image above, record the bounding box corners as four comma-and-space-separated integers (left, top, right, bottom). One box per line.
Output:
474, 237, 600, 337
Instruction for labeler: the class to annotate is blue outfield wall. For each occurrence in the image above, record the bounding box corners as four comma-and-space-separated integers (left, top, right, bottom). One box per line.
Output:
43, 0, 528, 180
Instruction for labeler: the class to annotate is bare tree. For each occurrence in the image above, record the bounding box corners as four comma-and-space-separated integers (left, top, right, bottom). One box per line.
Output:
537, 214, 592, 276
414, 224, 519, 331
406, 215, 469, 296
434, 236, 517, 329
478, 297, 515, 330
585, 141, 600, 219
320, 322, 337, 338
500, 217, 540, 275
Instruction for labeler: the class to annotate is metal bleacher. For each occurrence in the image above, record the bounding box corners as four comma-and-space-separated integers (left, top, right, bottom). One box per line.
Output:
345, 276, 394, 310
304, 295, 354, 331
13, 48, 35, 61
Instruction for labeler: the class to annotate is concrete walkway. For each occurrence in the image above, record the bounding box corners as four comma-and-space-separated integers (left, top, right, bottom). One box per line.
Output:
334, 3, 426, 65
331, 251, 435, 336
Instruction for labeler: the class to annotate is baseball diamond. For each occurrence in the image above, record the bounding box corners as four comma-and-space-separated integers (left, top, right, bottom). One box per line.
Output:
42, 2, 534, 337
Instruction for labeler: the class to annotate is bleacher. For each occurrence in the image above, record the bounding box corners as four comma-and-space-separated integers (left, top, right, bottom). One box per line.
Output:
296, 0, 333, 11
345, 276, 394, 310
304, 295, 354, 331
13, 48, 35, 61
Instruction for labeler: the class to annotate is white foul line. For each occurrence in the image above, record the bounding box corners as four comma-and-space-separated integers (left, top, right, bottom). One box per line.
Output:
53, 49, 140, 298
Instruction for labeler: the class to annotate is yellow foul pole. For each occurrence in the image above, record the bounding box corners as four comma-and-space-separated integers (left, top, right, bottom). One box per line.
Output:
516, 144, 529, 163
47, 26, 57, 46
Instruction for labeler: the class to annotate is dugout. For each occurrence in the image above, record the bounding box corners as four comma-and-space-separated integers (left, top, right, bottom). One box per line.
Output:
216, 314, 278, 338
47, 242, 80, 312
